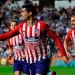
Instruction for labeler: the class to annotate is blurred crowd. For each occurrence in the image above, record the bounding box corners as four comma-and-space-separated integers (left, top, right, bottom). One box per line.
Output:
0, 0, 75, 59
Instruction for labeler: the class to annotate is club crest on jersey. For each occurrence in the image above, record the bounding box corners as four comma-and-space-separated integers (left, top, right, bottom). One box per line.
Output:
35, 29, 39, 34
18, 39, 22, 43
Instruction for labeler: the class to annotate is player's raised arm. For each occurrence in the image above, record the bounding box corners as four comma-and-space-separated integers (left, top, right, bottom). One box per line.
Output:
0, 22, 24, 41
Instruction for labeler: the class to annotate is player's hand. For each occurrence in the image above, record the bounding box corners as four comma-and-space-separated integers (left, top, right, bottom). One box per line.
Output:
62, 56, 68, 63
22, 54, 26, 59
66, 51, 71, 58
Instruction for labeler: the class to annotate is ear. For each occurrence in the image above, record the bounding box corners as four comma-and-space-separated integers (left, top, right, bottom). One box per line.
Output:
29, 12, 32, 16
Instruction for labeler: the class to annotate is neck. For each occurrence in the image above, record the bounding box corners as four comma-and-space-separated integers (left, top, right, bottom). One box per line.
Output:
27, 17, 36, 26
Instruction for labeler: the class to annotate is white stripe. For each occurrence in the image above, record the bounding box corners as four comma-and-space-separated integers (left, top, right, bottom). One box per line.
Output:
31, 44, 36, 63
41, 42, 46, 58
13, 37, 15, 46
15, 36, 18, 45
18, 51, 21, 61
23, 23, 26, 31
32, 25, 35, 37
27, 46, 32, 63
10, 38, 12, 45
23, 24, 25, 37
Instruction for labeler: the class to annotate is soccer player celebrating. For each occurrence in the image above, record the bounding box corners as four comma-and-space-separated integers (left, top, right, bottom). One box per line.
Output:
64, 14, 75, 60
7, 20, 29, 75
0, 3, 68, 75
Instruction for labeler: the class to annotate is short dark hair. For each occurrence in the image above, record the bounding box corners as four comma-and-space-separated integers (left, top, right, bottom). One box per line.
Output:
11, 19, 18, 25
71, 14, 75, 17
22, 3, 37, 16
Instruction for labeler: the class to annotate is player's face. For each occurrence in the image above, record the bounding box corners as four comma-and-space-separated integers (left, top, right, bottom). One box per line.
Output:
10, 22, 17, 30
21, 8, 32, 20
71, 16, 75, 28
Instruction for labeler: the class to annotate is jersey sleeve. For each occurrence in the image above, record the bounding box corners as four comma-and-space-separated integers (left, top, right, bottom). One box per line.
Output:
64, 31, 71, 42
41, 21, 66, 56
0, 21, 24, 41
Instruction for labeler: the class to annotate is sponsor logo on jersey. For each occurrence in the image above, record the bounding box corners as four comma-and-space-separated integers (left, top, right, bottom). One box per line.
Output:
25, 37, 38, 42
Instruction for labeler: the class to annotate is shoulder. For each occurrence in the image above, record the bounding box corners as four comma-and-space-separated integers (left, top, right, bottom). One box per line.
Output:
19, 20, 26, 25
38, 20, 48, 25
16, 21, 26, 30
38, 20, 49, 27
67, 29, 74, 34
66, 29, 74, 37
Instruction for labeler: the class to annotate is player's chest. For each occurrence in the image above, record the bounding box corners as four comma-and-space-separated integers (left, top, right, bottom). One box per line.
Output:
22, 24, 46, 37
21, 23, 46, 42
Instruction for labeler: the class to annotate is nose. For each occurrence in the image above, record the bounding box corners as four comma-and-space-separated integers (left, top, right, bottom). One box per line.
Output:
20, 12, 22, 16
13, 26, 16, 28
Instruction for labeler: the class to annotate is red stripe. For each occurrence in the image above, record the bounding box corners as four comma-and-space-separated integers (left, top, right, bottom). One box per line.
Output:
43, 40, 47, 55
18, 35, 20, 45
30, 27, 32, 37
25, 24, 27, 37
26, 47, 30, 62
14, 37, 16, 46
33, 44, 38, 60
39, 44, 43, 58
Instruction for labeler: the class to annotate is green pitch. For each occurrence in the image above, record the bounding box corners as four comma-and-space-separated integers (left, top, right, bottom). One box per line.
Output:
0, 65, 75, 75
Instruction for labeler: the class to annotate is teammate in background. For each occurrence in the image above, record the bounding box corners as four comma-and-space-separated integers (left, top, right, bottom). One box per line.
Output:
0, 3, 68, 75
64, 14, 75, 60
7, 20, 29, 75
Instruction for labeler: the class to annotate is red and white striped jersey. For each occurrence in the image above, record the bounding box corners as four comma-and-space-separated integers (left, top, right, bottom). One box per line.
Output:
64, 28, 75, 49
19, 20, 66, 63
0, 20, 66, 63
20, 22, 48, 63
7, 34, 25, 61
